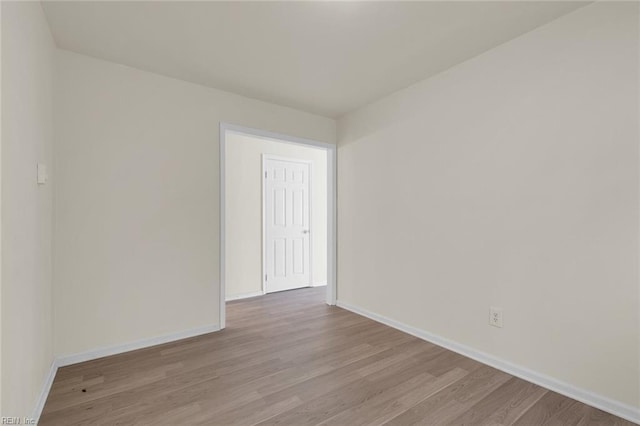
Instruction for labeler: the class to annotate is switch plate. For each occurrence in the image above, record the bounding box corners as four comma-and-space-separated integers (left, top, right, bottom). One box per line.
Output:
489, 307, 503, 328
37, 163, 48, 185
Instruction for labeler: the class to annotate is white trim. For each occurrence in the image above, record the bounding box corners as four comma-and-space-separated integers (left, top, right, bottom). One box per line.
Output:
32, 359, 59, 423
326, 147, 337, 306
336, 300, 640, 425
220, 122, 337, 330
32, 324, 221, 422
226, 291, 265, 302
311, 281, 327, 287
262, 156, 267, 295
56, 324, 220, 367
221, 122, 334, 150
219, 123, 226, 329
262, 154, 314, 294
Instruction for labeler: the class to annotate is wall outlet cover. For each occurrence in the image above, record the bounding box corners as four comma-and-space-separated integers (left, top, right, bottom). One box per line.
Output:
490, 307, 503, 328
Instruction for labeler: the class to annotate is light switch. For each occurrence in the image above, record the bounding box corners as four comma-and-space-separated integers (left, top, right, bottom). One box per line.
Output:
37, 163, 48, 185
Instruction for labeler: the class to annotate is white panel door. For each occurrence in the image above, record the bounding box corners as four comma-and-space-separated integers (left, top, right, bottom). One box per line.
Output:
264, 156, 311, 293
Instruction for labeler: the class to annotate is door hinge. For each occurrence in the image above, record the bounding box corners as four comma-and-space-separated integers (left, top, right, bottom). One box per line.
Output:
265, 171, 267, 179
265, 274, 267, 282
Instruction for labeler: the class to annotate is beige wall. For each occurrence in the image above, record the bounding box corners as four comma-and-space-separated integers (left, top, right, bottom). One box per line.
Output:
53, 50, 335, 357
225, 132, 327, 300
1, 1, 55, 418
0, 1, 3, 413
337, 2, 639, 410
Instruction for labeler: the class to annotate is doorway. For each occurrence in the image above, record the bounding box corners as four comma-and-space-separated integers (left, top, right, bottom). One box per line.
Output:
219, 123, 336, 329
263, 155, 312, 293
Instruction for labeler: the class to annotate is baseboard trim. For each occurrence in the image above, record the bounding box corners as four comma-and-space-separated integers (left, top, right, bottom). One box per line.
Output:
32, 358, 59, 423
336, 300, 640, 425
311, 282, 327, 287
226, 291, 265, 302
57, 324, 221, 367
33, 324, 221, 422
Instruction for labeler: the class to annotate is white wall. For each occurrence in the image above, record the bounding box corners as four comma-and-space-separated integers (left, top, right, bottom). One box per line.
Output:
225, 132, 327, 300
337, 1, 639, 413
54, 50, 335, 357
0, 2, 3, 414
1, 1, 55, 418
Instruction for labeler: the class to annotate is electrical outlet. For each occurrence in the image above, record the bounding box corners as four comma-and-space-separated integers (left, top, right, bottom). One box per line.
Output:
489, 307, 503, 328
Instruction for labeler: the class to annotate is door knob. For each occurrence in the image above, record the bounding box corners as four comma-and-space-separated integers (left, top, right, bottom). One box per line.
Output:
302, 230, 309, 234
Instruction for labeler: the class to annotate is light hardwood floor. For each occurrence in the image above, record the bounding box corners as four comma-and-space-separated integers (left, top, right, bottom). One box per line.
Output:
40, 287, 633, 425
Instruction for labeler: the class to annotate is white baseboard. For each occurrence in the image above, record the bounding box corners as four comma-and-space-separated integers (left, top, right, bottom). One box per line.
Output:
336, 300, 640, 425
226, 286, 326, 301
32, 359, 59, 423
57, 324, 220, 367
33, 324, 221, 423
226, 291, 265, 301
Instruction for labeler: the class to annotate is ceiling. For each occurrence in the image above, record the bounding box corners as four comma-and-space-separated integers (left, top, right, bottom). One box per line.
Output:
42, 1, 587, 118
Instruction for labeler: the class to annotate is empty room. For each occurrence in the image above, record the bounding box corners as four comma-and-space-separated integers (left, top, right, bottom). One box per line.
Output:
1, 1, 639, 425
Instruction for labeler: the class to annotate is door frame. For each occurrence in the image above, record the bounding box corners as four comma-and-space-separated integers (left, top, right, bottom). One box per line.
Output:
219, 122, 337, 329
262, 154, 313, 295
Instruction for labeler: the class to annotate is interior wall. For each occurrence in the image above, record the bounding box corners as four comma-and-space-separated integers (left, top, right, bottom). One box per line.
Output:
53, 50, 335, 357
225, 132, 327, 300
1, 1, 55, 417
0, 1, 3, 414
337, 1, 639, 410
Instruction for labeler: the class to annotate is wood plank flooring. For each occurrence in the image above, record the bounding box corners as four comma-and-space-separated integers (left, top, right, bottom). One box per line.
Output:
40, 287, 634, 425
